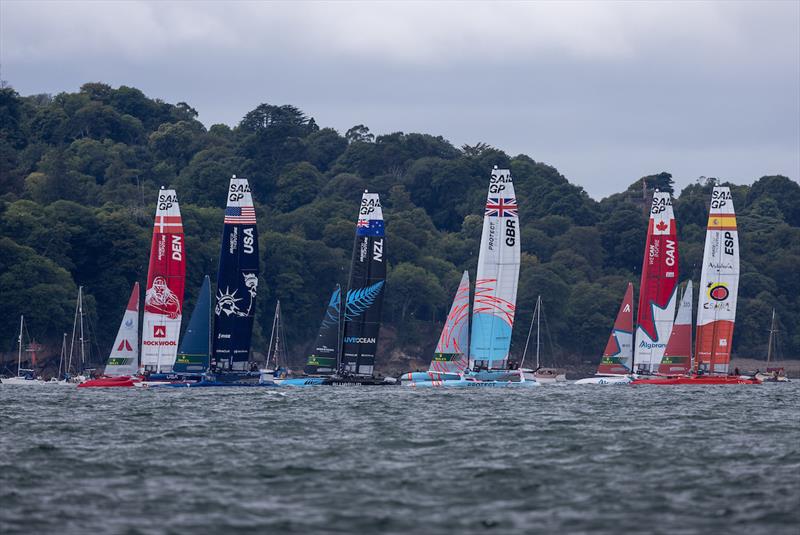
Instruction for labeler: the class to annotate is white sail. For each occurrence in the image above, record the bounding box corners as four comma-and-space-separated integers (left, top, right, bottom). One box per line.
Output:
470, 168, 521, 369
696, 186, 739, 374
105, 283, 140, 376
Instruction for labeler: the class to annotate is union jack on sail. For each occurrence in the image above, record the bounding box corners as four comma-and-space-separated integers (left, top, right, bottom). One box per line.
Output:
485, 198, 518, 218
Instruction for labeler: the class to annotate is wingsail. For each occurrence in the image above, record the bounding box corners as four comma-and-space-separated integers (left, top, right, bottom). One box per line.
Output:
174, 275, 211, 373
695, 187, 739, 374
430, 271, 470, 374
304, 285, 341, 375
470, 168, 521, 370
341, 191, 386, 377
658, 280, 693, 375
633, 191, 678, 374
141, 189, 186, 373
105, 282, 140, 376
212, 176, 259, 371
596, 283, 634, 375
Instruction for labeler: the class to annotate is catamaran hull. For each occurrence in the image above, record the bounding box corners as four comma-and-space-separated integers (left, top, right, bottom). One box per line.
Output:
632, 375, 761, 385
280, 376, 399, 387
406, 378, 539, 388
79, 376, 139, 388
148, 381, 279, 388
400, 371, 463, 383
574, 376, 633, 385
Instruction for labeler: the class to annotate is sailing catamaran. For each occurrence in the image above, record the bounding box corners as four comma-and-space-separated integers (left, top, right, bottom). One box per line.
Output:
400, 271, 470, 384
575, 283, 635, 385
141, 188, 186, 374
429, 167, 536, 388
282, 190, 395, 386
80, 282, 142, 388
633, 190, 678, 375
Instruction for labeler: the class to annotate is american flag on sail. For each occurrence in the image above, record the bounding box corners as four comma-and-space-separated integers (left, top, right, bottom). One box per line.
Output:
224, 206, 256, 224
485, 198, 518, 218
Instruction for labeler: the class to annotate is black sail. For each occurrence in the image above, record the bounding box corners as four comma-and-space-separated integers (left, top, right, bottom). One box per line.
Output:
303, 285, 341, 375
212, 177, 259, 371
341, 192, 386, 377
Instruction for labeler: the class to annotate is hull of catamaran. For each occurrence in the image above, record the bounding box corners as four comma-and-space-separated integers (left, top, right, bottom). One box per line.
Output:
148, 380, 279, 388
401, 371, 463, 383
79, 376, 139, 388
279, 376, 399, 387
574, 376, 634, 385
632, 375, 760, 385
408, 377, 539, 388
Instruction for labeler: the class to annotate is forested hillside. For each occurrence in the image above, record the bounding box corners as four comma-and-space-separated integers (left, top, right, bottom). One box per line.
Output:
1, 83, 798, 373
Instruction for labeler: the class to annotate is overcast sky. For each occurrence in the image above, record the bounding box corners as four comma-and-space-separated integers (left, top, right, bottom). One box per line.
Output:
2, 1, 798, 198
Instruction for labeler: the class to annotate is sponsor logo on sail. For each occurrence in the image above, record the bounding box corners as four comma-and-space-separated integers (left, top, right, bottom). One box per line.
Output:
116, 339, 134, 351
344, 336, 377, 344
153, 325, 166, 338
707, 282, 729, 302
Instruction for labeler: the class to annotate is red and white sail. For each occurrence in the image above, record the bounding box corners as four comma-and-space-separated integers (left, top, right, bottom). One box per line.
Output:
658, 280, 693, 375
695, 187, 739, 374
596, 283, 634, 375
105, 283, 140, 376
634, 191, 679, 374
429, 271, 470, 374
141, 189, 186, 373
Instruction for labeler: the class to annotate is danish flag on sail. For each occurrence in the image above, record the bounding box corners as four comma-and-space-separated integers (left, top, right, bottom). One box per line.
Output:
105, 282, 140, 376
141, 188, 185, 372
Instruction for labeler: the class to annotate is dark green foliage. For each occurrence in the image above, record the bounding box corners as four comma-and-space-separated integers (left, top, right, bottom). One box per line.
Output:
0, 83, 797, 366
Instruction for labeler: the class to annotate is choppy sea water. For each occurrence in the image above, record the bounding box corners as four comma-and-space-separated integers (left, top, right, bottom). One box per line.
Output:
1, 383, 798, 534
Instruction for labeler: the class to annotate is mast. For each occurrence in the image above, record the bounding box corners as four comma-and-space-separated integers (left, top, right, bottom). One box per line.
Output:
78, 286, 86, 374
58, 333, 66, 379
16, 315, 23, 377
520, 296, 540, 369
536, 296, 541, 369
266, 302, 278, 369
767, 308, 776, 364
273, 301, 282, 369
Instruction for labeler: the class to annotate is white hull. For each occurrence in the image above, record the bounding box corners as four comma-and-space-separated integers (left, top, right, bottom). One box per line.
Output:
1, 377, 47, 385
574, 376, 633, 385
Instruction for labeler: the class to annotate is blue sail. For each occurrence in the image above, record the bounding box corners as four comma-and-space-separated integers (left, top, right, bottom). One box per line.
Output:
174, 276, 211, 373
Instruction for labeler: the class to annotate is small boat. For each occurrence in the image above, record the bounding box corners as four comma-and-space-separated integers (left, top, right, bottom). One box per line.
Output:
400, 271, 470, 384
755, 309, 790, 383
575, 283, 635, 385
1, 316, 46, 385
519, 296, 566, 384
259, 300, 293, 384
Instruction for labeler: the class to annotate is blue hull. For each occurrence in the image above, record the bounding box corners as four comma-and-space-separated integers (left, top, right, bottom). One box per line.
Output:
150, 381, 279, 388
279, 378, 327, 387
407, 379, 539, 388
401, 371, 462, 382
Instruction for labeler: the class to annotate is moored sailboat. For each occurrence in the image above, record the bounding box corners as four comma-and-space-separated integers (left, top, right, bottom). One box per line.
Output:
1, 316, 45, 385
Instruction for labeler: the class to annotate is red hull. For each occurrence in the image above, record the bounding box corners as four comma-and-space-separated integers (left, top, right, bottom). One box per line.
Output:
78, 376, 138, 388
632, 375, 760, 385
